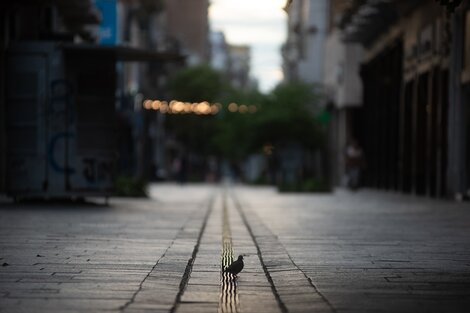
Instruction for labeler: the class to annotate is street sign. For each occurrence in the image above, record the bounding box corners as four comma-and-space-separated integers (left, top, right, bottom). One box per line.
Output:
96, 0, 118, 45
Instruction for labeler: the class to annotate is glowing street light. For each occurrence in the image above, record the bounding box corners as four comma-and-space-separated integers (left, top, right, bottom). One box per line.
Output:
228, 102, 238, 112
142, 98, 258, 115
143, 100, 152, 110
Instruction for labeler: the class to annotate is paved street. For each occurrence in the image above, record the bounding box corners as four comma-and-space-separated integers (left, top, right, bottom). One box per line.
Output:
1, 184, 470, 313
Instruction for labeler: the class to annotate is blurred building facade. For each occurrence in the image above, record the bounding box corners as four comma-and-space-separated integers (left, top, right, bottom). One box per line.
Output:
0, 0, 114, 198
281, 0, 330, 186
325, 0, 470, 199
0, 0, 186, 198
324, 0, 364, 188
210, 31, 229, 72
227, 44, 252, 90
283, 0, 329, 83
165, 0, 210, 65
210, 32, 254, 91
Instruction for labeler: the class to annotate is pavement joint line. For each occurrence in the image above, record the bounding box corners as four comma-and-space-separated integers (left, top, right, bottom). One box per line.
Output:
229, 191, 289, 313
233, 194, 338, 313
119, 194, 215, 313
287, 259, 338, 313
219, 191, 240, 313
118, 233, 176, 312
3, 185, 470, 312
169, 194, 216, 313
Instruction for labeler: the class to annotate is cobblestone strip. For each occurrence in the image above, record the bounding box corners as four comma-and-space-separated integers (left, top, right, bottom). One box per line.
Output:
230, 193, 336, 313
219, 192, 240, 313
120, 195, 215, 313
175, 189, 282, 313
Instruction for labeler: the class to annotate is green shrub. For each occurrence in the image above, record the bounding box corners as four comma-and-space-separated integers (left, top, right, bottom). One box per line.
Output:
278, 178, 331, 193
301, 178, 331, 192
115, 176, 148, 197
251, 175, 270, 185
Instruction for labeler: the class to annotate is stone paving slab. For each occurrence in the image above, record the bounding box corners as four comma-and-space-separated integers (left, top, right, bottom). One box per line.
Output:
2, 184, 470, 313
176, 195, 220, 308
123, 194, 214, 313
234, 186, 470, 313
0, 185, 215, 313
230, 193, 335, 313
226, 192, 281, 313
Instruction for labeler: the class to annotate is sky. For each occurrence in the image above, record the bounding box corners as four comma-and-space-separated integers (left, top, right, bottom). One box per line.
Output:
209, 0, 287, 93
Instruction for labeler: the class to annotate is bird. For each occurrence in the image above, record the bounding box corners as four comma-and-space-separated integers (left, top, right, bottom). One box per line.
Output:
224, 255, 244, 276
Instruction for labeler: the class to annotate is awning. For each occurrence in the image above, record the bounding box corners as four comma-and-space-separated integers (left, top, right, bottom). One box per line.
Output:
340, 0, 424, 46
0, 0, 101, 26
62, 44, 186, 63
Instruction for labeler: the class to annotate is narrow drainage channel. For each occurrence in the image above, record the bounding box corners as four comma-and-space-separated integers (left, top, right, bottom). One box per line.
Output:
219, 192, 240, 313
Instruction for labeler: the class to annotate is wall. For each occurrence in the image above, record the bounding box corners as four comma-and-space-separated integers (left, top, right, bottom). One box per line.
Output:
0, 11, 6, 193
447, 5, 468, 198
165, 0, 209, 65
324, 0, 364, 187
283, 0, 328, 84
324, 29, 363, 108
298, 0, 328, 84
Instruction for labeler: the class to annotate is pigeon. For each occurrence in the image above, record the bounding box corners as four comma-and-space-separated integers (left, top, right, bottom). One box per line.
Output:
224, 255, 244, 275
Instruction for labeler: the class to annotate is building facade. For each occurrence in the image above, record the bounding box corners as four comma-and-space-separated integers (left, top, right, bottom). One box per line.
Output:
334, 0, 470, 199
324, 0, 364, 186
0, 0, 185, 198
165, 0, 210, 65
227, 44, 252, 90
283, 0, 328, 84
0, 0, 114, 198
210, 31, 229, 72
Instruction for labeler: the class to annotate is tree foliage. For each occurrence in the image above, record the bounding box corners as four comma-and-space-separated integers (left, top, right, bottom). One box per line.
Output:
210, 88, 265, 160
169, 64, 225, 102
167, 65, 323, 160
166, 65, 225, 155
254, 82, 322, 149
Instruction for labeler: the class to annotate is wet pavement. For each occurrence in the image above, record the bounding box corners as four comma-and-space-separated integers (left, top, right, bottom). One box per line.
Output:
1, 184, 470, 313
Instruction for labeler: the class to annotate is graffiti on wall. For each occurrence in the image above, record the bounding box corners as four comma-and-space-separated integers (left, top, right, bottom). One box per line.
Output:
82, 157, 113, 183
47, 79, 114, 187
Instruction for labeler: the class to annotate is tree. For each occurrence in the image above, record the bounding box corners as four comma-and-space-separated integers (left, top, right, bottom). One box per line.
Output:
211, 88, 267, 160
166, 65, 226, 156
253, 81, 322, 149
169, 64, 225, 103
166, 66, 326, 185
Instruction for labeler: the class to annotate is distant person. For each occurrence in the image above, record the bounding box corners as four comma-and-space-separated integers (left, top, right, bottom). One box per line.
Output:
172, 157, 181, 181
345, 139, 363, 190
206, 156, 218, 182
177, 154, 188, 184
230, 161, 243, 183
267, 153, 279, 185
